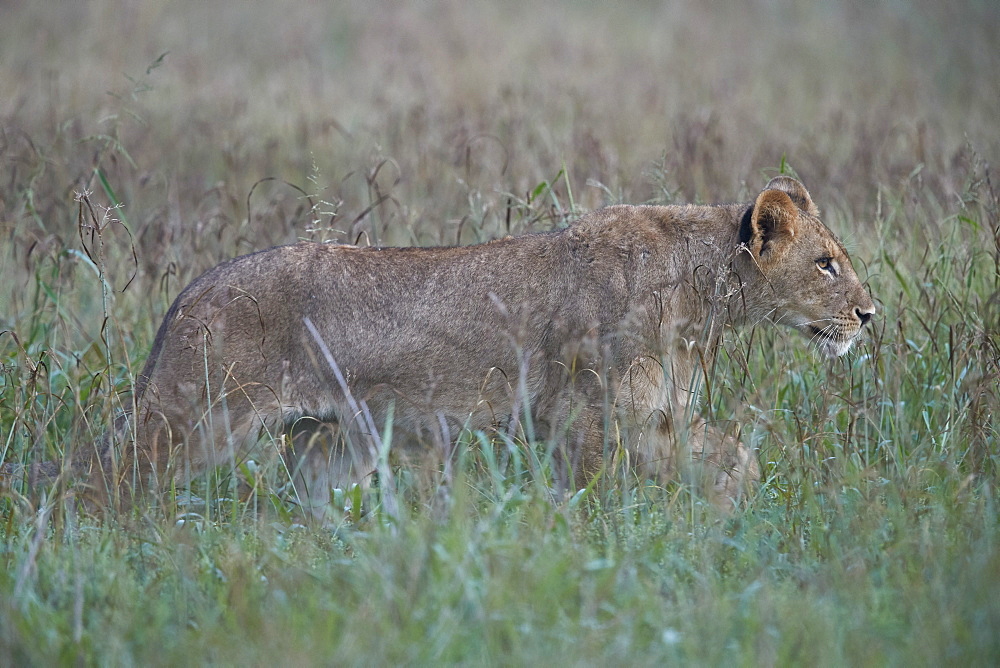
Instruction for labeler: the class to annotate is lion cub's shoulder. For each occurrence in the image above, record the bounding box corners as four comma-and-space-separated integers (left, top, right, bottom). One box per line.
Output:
568, 202, 744, 250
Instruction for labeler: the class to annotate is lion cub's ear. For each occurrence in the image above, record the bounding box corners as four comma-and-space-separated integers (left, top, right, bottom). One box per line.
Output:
749, 187, 801, 261
763, 176, 819, 216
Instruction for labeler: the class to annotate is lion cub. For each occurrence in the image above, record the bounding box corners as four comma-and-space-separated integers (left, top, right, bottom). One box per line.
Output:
5, 177, 874, 514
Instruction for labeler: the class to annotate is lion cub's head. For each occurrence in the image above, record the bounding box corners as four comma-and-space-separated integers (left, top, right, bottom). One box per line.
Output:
741, 176, 876, 358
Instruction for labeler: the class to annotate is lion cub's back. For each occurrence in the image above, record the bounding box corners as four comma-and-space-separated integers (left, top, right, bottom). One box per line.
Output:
158, 239, 568, 392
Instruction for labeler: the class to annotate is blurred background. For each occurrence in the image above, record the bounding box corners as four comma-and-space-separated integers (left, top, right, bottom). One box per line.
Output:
1, 1, 996, 255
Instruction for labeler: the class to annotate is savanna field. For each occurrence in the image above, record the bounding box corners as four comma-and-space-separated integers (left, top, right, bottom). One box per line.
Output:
1, 0, 998, 664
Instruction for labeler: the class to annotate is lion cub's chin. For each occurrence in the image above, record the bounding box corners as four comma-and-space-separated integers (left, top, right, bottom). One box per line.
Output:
804, 329, 859, 358
820, 337, 856, 358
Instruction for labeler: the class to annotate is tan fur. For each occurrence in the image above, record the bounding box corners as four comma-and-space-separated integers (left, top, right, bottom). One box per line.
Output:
2, 177, 875, 514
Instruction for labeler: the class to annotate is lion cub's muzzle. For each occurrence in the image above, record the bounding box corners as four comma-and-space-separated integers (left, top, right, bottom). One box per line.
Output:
804, 301, 875, 358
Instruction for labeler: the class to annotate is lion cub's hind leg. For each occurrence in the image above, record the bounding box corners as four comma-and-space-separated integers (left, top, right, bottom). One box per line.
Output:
282, 416, 376, 521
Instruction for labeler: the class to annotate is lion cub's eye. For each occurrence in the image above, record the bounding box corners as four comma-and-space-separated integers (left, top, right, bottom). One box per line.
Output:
816, 257, 838, 276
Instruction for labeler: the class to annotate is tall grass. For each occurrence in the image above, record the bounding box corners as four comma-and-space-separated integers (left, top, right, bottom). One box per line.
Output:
2, 0, 999, 663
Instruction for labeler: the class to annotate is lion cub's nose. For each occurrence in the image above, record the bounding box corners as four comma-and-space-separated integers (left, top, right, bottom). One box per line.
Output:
856, 306, 874, 326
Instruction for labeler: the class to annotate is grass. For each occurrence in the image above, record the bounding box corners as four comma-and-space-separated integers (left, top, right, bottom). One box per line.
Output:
2, 0, 999, 664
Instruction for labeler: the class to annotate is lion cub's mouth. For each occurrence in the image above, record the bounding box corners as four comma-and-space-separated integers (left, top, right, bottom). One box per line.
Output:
805, 324, 856, 358
807, 325, 835, 340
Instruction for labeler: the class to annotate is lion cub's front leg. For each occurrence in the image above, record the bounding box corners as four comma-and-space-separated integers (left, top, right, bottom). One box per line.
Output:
685, 417, 759, 511
616, 355, 759, 510
630, 415, 758, 510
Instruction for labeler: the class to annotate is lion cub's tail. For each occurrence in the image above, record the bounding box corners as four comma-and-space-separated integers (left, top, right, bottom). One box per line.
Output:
0, 427, 119, 503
